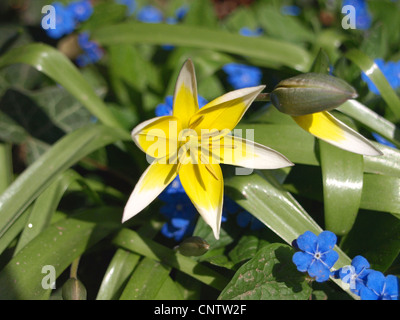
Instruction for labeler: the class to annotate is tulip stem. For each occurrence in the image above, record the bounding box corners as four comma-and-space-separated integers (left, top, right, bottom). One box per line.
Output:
255, 92, 271, 102
70, 256, 81, 279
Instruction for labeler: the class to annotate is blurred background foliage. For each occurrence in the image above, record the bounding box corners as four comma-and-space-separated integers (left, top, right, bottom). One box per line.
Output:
0, 0, 399, 300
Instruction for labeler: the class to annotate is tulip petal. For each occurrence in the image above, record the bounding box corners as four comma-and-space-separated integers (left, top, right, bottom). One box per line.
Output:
173, 59, 199, 127
122, 160, 179, 223
131, 116, 182, 160
179, 163, 224, 239
214, 135, 294, 169
292, 111, 382, 156
189, 85, 265, 133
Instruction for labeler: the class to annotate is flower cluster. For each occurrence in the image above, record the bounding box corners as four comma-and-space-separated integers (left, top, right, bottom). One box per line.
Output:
293, 230, 399, 300
44, 1, 93, 39
342, 0, 372, 30
76, 32, 103, 67
361, 58, 400, 95
335, 256, 399, 300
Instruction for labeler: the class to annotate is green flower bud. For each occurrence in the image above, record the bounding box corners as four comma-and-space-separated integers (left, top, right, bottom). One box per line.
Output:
174, 236, 210, 257
62, 278, 87, 300
270, 73, 358, 116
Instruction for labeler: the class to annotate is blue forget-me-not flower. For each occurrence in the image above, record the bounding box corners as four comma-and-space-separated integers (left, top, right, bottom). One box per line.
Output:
292, 231, 339, 282
68, 0, 93, 22
342, 0, 372, 30
137, 5, 163, 23
44, 2, 76, 39
222, 63, 263, 90
360, 271, 399, 300
76, 32, 104, 67
334, 255, 371, 295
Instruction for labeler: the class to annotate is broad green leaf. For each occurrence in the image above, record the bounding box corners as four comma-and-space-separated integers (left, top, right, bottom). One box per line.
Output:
96, 249, 141, 300
0, 124, 130, 239
0, 87, 94, 164
13, 170, 80, 255
319, 141, 364, 235
225, 171, 322, 245
0, 43, 121, 128
112, 228, 230, 291
92, 22, 312, 72
345, 49, 400, 120
340, 210, 400, 272
228, 235, 270, 267
154, 275, 184, 300
120, 257, 171, 300
361, 174, 400, 217
218, 243, 312, 300
0, 207, 122, 300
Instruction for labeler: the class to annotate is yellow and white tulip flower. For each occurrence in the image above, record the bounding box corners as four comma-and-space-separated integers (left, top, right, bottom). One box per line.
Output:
122, 59, 293, 239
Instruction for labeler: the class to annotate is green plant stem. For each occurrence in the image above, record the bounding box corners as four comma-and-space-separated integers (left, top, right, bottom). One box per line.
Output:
70, 257, 81, 279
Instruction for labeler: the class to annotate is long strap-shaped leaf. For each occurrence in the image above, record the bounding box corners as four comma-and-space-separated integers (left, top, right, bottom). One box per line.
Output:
0, 207, 122, 300
0, 124, 130, 239
0, 43, 121, 129
91, 22, 312, 72
346, 49, 400, 120
319, 141, 364, 236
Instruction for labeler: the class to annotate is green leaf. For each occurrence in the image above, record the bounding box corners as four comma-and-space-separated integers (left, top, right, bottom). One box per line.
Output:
340, 210, 400, 272
183, 0, 218, 28
254, 3, 314, 43
361, 174, 400, 217
225, 171, 322, 245
96, 249, 141, 300
0, 43, 122, 128
92, 22, 312, 72
310, 48, 331, 74
0, 124, 130, 239
112, 228, 230, 291
218, 243, 312, 300
13, 170, 80, 255
319, 141, 364, 235
228, 235, 270, 267
120, 257, 172, 300
345, 49, 400, 120
154, 275, 184, 300
0, 143, 12, 194
338, 99, 400, 148
0, 207, 122, 300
